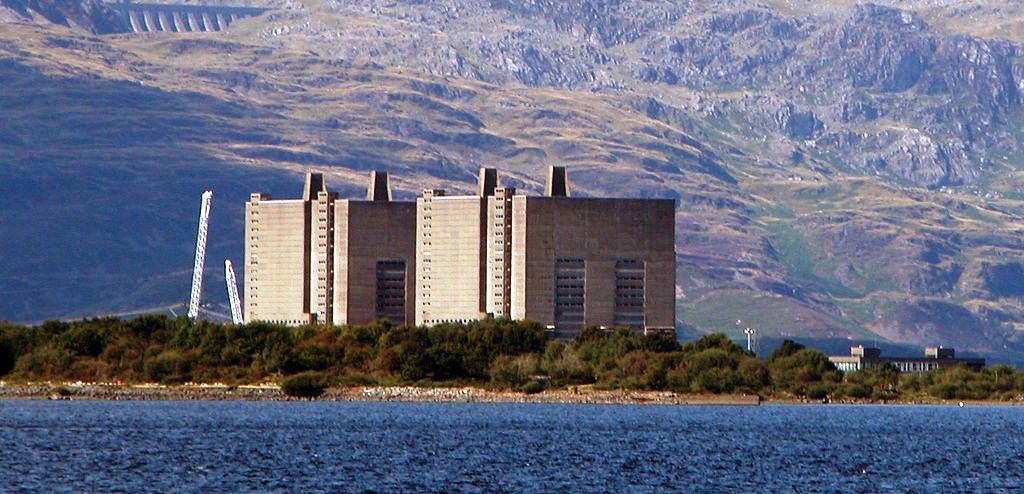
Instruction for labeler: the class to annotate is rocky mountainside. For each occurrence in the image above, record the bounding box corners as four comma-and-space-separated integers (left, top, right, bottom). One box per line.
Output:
5, 0, 1024, 361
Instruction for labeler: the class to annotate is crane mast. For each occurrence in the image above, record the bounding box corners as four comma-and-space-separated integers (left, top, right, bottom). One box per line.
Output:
187, 190, 213, 319
224, 259, 243, 324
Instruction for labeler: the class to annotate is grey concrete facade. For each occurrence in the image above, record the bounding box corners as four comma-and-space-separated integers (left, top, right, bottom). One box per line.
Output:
334, 200, 416, 326
485, 187, 516, 319
509, 197, 676, 337
245, 171, 416, 327
244, 194, 310, 326
415, 190, 488, 326
245, 167, 676, 336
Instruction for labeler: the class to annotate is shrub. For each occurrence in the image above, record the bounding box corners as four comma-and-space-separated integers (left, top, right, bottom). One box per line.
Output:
399, 348, 430, 381
645, 366, 668, 390
837, 383, 870, 399
807, 384, 830, 400
14, 346, 74, 378
543, 349, 593, 385
0, 338, 14, 377
489, 354, 537, 387
336, 372, 376, 387
521, 380, 545, 394
288, 344, 332, 372
930, 382, 960, 400
58, 325, 106, 358
282, 371, 328, 398
642, 333, 682, 353
871, 388, 898, 401
145, 351, 189, 383
767, 340, 840, 393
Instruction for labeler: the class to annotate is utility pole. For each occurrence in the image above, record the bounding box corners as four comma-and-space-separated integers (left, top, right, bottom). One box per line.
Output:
744, 327, 758, 354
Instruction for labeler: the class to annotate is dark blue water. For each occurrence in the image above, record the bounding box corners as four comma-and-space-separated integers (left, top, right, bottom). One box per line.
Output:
1, 401, 1022, 493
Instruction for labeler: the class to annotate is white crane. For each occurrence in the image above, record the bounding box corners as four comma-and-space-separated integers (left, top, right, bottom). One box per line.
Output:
224, 259, 243, 324
187, 190, 213, 319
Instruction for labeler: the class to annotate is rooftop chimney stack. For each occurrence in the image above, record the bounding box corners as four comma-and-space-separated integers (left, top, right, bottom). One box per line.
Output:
367, 170, 392, 201
478, 168, 498, 197
545, 165, 570, 197
302, 171, 327, 201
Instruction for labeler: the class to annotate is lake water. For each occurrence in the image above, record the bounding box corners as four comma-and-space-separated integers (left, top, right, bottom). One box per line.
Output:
1, 401, 1022, 492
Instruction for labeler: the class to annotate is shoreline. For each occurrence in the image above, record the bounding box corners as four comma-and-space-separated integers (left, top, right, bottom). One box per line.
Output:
1, 382, 1019, 406
0, 382, 760, 405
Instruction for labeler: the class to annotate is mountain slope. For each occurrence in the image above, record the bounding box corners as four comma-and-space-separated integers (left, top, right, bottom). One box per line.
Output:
0, 0, 126, 33
4, 0, 1024, 362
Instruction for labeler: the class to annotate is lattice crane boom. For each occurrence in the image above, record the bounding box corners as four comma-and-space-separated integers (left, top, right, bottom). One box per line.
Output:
224, 259, 243, 324
187, 190, 213, 319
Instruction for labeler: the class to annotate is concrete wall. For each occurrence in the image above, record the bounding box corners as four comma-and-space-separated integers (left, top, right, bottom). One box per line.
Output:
244, 197, 310, 325
242, 171, 676, 334
333, 200, 417, 326
108, 2, 267, 33
485, 188, 515, 318
510, 197, 676, 335
309, 191, 335, 325
415, 193, 487, 326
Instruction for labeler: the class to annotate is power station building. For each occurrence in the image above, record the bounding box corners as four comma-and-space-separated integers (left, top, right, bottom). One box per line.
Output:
244, 167, 676, 337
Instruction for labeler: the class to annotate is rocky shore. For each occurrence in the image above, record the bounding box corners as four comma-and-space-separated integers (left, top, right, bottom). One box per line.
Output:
0, 381, 760, 405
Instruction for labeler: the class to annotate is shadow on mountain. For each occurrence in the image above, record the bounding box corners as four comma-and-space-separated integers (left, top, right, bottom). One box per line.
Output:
0, 59, 314, 322
0, 0, 128, 33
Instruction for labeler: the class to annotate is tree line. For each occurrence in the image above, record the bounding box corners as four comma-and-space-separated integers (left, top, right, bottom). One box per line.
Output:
0, 315, 1017, 400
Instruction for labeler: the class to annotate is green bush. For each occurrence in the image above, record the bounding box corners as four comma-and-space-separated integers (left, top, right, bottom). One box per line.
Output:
767, 340, 841, 394
930, 382, 960, 400
521, 380, 545, 394
58, 325, 106, 358
336, 372, 376, 387
281, 371, 328, 398
14, 345, 74, 378
288, 344, 332, 372
489, 354, 537, 387
837, 383, 871, 399
145, 351, 190, 383
871, 388, 898, 401
28, 315, 1024, 402
807, 384, 830, 400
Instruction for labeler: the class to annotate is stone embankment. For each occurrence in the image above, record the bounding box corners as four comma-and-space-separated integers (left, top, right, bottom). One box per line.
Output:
0, 382, 284, 400
344, 386, 760, 405
0, 381, 760, 405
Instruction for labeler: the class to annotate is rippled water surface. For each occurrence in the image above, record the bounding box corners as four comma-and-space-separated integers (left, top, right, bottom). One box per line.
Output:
2, 401, 1023, 492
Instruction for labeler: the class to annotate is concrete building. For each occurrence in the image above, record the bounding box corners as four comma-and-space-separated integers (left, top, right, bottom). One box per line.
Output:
307, 174, 336, 326
334, 171, 416, 326
509, 194, 676, 338
244, 178, 317, 326
828, 345, 985, 373
245, 171, 416, 327
245, 166, 676, 337
414, 169, 502, 326
415, 166, 675, 336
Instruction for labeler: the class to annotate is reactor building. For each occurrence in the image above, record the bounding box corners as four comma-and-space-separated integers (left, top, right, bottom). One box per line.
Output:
244, 166, 676, 337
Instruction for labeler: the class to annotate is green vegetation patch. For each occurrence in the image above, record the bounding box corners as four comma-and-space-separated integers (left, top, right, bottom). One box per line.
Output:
1, 316, 1016, 401
282, 372, 329, 399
